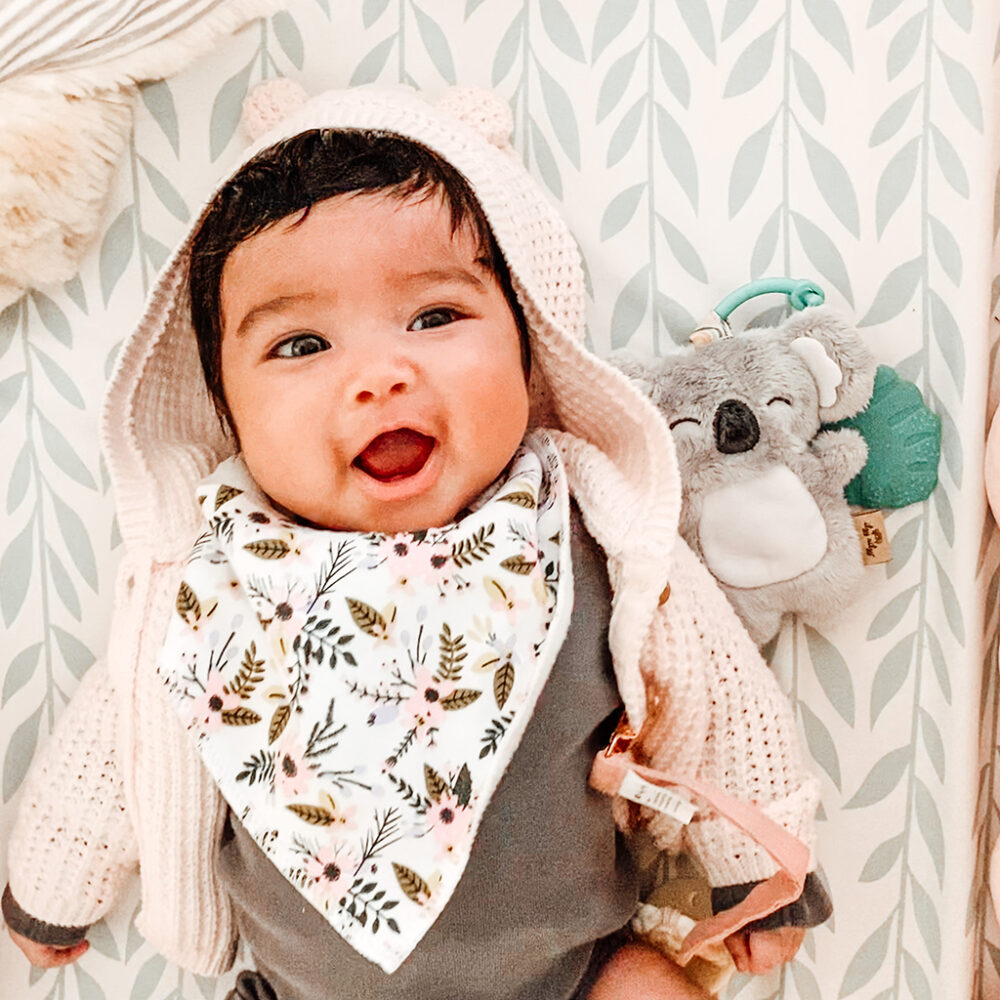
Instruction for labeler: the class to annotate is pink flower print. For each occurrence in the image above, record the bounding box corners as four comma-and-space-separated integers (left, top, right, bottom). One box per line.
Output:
274, 739, 313, 798
308, 845, 358, 903
192, 672, 239, 732
404, 666, 455, 732
485, 577, 529, 624
382, 537, 451, 592
429, 793, 473, 862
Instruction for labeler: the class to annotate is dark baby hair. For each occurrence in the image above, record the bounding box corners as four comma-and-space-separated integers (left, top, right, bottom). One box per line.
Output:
188, 128, 530, 436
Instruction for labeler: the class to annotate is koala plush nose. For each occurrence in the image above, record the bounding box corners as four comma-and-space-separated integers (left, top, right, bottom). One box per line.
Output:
714, 398, 760, 454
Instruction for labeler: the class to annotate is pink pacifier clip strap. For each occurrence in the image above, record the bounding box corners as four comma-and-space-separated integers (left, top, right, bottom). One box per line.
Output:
589, 752, 809, 966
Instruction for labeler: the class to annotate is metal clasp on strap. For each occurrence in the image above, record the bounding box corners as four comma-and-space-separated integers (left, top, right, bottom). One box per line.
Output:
604, 711, 637, 758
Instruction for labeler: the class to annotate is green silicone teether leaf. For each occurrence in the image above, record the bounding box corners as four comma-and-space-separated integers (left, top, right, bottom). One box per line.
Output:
828, 366, 941, 508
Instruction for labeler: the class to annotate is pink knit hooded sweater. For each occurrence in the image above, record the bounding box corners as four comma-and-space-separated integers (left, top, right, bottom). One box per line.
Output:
6, 86, 821, 975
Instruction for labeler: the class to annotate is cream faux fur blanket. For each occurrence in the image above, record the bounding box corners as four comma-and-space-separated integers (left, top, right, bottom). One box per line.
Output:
0, 0, 282, 310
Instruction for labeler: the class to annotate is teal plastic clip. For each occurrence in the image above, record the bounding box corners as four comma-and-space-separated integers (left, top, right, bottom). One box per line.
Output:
691, 278, 826, 346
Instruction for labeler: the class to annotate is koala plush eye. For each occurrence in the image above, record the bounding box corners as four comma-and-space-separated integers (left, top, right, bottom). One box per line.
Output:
668, 416, 701, 430
767, 396, 793, 407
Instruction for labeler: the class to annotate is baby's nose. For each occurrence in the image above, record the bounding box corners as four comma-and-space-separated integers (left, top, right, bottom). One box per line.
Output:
351, 354, 415, 403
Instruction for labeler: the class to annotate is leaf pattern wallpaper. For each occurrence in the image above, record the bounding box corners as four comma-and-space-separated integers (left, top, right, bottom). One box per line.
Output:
1, 1, 999, 997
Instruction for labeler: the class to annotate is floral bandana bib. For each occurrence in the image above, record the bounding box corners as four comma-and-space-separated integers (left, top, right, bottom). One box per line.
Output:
157, 431, 571, 972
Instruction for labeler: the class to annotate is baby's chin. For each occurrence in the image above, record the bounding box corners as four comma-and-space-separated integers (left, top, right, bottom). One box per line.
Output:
265, 493, 473, 536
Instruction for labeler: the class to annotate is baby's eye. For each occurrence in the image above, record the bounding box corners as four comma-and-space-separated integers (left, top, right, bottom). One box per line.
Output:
410, 308, 458, 332
270, 333, 330, 358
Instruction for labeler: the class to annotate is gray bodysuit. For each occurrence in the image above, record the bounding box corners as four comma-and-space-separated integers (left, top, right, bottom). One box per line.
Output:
218, 512, 638, 999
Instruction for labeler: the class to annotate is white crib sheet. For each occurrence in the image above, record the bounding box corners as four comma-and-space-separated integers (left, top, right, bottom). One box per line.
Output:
1, 2, 998, 998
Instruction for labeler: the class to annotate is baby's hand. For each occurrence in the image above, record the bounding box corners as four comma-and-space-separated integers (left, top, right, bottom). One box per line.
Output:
7, 927, 89, 968
723, 926, 804, 974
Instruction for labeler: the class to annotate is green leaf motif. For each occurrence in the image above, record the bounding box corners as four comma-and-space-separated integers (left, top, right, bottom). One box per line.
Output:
925, 625, 951, 704
210, 57, 255, 161
8, 443, 31, 514
928, 216, 962, 284
0, 371, 25, 425
610, 266, 650, 350
791, 961, 822, 1000
866, 584, 918, 640
529, 119, 563, 199
870, 633, 914, 724
798, 702, 841, 788
74, 962, 108, 1000
875, 137, 919, 238
606, 96, 645, 168
933, 487, 954, 547
858, 258, 921, 328
597, 43, 642, 124
539, 0, 585, 62
657, 215, 708, 283
886, 515, 920, 579
792, 51, 825, 123
655, 104, 698, 209
930, 125, 969, 197
139, 156, 189, 222
903, 950, 932, 1000
838, 912, 893, 997
803, 0, 853, 67
2, 643, 42, 706
918, 708, 945, 783
130, 954, 167, 1000
933, 553, 965, 646
869, 86, 920, 147
592, 0, 639, 62
33, 347, 84, 409
910, 875, 942, 968
868, 0, 906, 27
363, 0, 390, 28
99, 206, 135, 306
413, 4, 456, 84
51, 491, 98, 590
2, 520, 35, 625
937, 48, 983, 131
87, 919, 119, 961
244, 539, 291, 560
929, 289, 965, 390
721, 0, 759, 41
600, 183, 645, 241
798, 126, 859, 236
492, 11, 523, 86
272, 11, 305, 69
536, 61, 580, 167
723, 20, 779, 98
38, 412, 96, 489
887, 11, 924, 81
791, 212, 853, 305
804, 626, 855, 726
31, 291, 72, 346
655, 37, 690, 108
52, 625, 96, 680
350, 34, 396, 86
3, 703, 42, 802
859, 833, 904, 882
845, 746, 908, 808
676, 0, 716, 62
140, 80, 180, 155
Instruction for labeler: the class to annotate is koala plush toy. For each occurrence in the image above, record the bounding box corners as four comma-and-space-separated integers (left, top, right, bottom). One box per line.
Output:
619, 307, 877, 646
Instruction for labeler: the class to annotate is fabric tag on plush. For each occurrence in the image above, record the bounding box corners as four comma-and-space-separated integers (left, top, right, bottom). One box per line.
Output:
853, 510, 891, 565
619, 770, 695, 824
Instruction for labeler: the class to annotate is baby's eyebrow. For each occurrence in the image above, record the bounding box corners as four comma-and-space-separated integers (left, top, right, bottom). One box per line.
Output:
404, 267, 487, 291
235, 293, 317, 338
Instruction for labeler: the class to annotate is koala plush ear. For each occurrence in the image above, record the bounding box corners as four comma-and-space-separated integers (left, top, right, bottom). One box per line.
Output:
778, 307, 877, 422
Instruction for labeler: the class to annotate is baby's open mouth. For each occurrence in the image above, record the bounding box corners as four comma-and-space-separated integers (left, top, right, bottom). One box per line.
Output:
353, 428, 436, 481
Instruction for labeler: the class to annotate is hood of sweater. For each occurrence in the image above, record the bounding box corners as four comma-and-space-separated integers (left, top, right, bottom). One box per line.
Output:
100, 84, 682, 723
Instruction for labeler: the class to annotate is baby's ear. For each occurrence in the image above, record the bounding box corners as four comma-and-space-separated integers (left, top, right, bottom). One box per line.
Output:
241, 79, 310, 142
434, 88, 514, 150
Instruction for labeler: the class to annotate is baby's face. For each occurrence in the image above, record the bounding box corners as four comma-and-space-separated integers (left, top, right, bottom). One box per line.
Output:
218, 191, 530, 533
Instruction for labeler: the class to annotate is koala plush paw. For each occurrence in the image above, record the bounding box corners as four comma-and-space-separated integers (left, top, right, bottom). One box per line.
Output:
810, 427, 868, 486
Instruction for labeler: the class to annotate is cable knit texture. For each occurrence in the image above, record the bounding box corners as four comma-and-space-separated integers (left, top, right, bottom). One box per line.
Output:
6, 86, 821, 973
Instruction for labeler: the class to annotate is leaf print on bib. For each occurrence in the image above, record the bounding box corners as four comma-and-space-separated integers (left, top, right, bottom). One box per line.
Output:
157, 432, 572, 972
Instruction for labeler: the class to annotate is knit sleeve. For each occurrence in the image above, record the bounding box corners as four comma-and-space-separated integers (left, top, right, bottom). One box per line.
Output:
6, 659, 138, 932
634, 539, 821, 888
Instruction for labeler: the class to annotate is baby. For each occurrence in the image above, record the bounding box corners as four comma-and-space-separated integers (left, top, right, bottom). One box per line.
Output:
4, 87, 829, 999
